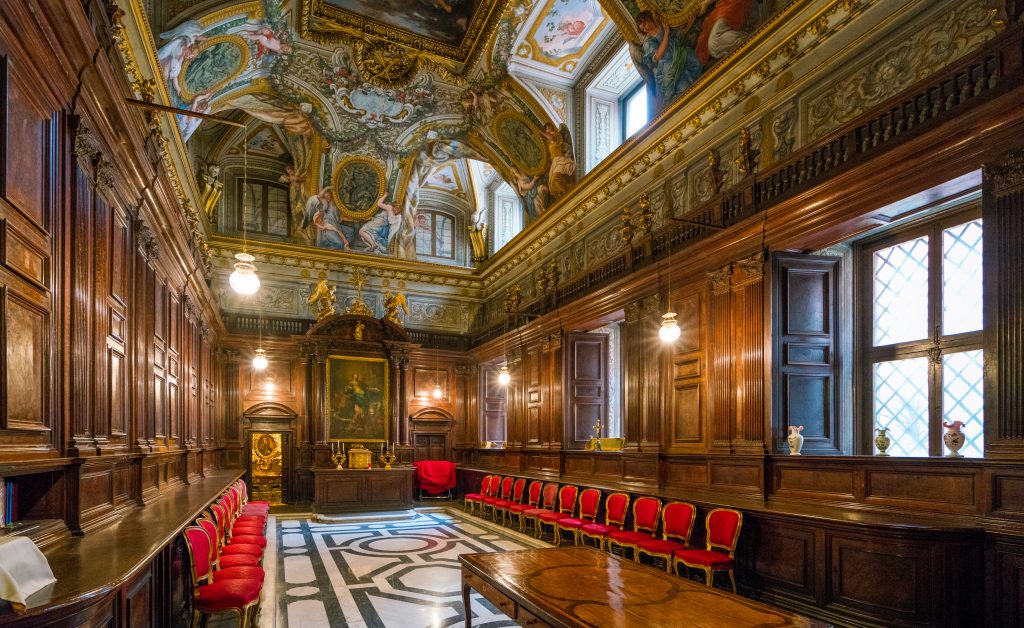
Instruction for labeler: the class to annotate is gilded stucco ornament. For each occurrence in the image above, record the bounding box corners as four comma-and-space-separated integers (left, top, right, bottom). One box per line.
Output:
735, 128, 760, 177
354, 40, 421, 89
308, 271, 338, 321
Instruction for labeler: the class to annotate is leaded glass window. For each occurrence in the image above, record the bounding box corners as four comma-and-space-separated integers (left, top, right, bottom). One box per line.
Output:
862, 209, 984, 457
237, 179, 290, 238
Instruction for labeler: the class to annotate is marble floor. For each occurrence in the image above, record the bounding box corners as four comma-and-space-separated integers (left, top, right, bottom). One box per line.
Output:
269, 508, 548, 628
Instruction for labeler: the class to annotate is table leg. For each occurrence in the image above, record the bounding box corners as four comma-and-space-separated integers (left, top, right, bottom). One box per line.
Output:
463, 584, 472, 628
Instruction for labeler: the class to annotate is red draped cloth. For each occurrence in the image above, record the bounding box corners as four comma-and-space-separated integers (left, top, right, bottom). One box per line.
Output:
696, 0, 754, 66
413, 460, 456, 495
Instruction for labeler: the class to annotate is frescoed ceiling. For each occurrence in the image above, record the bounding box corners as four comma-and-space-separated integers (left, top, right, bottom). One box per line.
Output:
510, 0, 614, 82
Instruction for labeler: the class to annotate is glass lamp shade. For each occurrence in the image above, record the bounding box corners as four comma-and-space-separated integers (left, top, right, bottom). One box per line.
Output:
497, 365, 511, 386
252, 348, 269, 371
229, 252, 260, 295
659, 312, 681, 343
432, 384, 443, 399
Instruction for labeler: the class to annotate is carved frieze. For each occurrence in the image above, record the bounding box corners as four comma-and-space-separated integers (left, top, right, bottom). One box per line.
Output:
986, 149, 1024, 194
709, 265, 732, 295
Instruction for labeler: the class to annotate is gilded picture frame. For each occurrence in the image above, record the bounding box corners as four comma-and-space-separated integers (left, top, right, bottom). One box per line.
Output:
179, 34, 250, 103
331, 156, 387, 221
326, 355, 389, 443
491, 110, 547, 177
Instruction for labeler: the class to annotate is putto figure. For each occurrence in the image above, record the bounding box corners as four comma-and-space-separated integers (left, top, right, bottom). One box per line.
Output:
307, 271, 337, 321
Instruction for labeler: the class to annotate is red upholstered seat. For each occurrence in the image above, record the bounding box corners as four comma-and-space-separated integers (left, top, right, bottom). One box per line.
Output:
537, 485, 578, 541
538, 511, 570, 522
556, 488, 601, 545
479, 476, 505, 519
508, 503, 534, 513
464, 475, 494, 516
673, 508, 743, 592
673, 548, 734, 568
194, 578, 261, 610
607, 496, 661, 560
580, 492, 630, 550
494, 478, 527, 526
230, 534, 267, 548
221, 543, 264, 558
214, 565, 266, 584
509, 481, 544, 531
219, 554, 261, 569
522, 483, 560, 536
637, 502, 697, 573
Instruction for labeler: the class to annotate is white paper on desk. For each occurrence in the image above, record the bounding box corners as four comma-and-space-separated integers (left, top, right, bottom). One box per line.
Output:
0, 536, 57, 612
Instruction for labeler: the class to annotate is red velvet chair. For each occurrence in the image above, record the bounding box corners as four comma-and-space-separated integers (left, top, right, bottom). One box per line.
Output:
197, 518, 262, 569
213, 503, 266, 548
484, 476, 514, 522
537, 485, 578, 541
607, 496, 662, 560
636, 502, 696, 572
508, 481, 543, 532
463, 475, 492, 515
555, 488, 601, 546
208, 507, 264, 561
182, 525, 262, 627
522, 483, 560, 537
184, 527, 265, 585
478, 475, 503, 519
233, 480, 270, 517
580, 493, 630, 551
493, 478, 526, 526
673, 508, 743, 592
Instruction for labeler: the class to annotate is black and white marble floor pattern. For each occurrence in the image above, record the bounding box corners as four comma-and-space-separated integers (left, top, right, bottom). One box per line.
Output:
272, 508, 548, 628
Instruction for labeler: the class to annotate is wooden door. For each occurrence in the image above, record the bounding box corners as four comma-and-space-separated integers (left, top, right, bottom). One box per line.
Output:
564, 333, 609, 449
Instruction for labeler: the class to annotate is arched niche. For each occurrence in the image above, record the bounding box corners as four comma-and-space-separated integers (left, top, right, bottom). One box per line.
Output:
409, 407, 455, 461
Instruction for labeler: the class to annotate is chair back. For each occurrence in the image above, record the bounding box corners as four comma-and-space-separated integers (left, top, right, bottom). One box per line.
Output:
540, 483, 559, 508
705, 508, 743, 555
511, 478, 527, 502
487, 475, 502, 496
196, 517, 221, 554
662, 502, 697, 543
604, 493, 631, 525
477, 475, 492, 494
578, 488, 601, 522
499, 476, 514, 499
210, 503, 231, 540
556, 485, 578, 515
632, 497, 662, 533
183, 526, 214, 585
525, 480, 543, 506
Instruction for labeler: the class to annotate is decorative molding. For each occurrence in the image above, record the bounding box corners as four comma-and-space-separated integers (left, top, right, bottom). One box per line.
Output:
709, 265, 732, 295
734, 251, 766, 285
620, 205, 634, 244
641, 293, 661, 316
986, 149, 1024, 193
734, 127, 760, 177
624, 300, 642, 324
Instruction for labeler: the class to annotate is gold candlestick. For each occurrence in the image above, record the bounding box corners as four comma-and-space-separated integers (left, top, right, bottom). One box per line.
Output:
379, 451, 396, 470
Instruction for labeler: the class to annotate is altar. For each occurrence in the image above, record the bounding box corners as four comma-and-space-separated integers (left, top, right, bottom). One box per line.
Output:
311, 467, 416, 514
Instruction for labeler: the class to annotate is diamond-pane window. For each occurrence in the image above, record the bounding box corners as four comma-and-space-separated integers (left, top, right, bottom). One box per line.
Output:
873, 358, 929, 457
942, 220, 983, 335
863, 211, 983, 457
942, 350, 984, 458
873, 236, 929, 346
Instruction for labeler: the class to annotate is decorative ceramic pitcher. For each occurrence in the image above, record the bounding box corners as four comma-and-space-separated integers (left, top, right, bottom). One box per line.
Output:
942, 420, 966, 457
874, 427, 891, 456
787, 425, 804, 455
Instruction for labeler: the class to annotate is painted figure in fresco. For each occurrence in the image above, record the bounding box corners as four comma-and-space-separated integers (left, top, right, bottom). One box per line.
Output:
302, 187, 350, 249
359, 194, 403, 254
696, 0, 757, 66
240, 25, 292, 61
512, 169, 548, 221
631, 11, 702, 112
158, 20, 205, 96
461, 84, 502, 123
542, 123, 576, 200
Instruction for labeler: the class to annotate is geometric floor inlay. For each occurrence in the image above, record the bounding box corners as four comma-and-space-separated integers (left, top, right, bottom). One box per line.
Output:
275, 508, 548, 627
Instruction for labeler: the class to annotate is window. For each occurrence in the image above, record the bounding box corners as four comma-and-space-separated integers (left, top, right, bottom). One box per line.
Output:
237, 179, 289, 237
622, 83, 649, 138
861, 210, 983, 457
493, 183, 523, 251
414, 210, 455, 259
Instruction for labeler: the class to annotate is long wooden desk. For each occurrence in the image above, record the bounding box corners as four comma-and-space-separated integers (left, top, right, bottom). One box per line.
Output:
460, 546, 826, 627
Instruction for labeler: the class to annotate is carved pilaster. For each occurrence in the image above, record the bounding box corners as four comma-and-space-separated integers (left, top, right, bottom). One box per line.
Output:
731, 254, 767, 452
708, 267, 733, 449
983, 149, 1024, 456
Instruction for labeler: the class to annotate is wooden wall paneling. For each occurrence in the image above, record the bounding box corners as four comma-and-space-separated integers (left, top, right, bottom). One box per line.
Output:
563, 332, 608, 450
639, 294, 663, 451
983, 150, 1024, 457
524, 341, 542, 447
731, 253, 767, 453
69, 151, 95, 454
167, 292, 180, 448
986, 536, 1024, 627
546, 334, 563, 450
667, 285, 707, 453
622, 299, 643, 450
771, 253, 842, 455
454, 362, 473, 448
152, 280, 167, 449
708, 265, 733, 449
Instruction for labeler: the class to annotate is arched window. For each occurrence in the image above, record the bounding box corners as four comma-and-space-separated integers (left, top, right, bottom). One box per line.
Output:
415, 210, 456, 259
493, 182, 523, 251
237, 179, 289, 237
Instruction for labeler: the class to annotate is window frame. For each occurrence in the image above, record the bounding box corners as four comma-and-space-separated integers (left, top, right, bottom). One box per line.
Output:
415, 209, 457, 260
855, 205, 983, 456
620, 81, 648, 140
235, 178, 291, 238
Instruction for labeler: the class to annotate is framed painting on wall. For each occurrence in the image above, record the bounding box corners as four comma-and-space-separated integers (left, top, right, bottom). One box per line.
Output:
326, 355, 389, 443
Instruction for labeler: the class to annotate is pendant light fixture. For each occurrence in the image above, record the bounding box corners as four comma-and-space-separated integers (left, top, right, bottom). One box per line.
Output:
660, 257, 680, 343
497, 365, 511, 386
230, 123, 260, 295
252, 298, 268, 371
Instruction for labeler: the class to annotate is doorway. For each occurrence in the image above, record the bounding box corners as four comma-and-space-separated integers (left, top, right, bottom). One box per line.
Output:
250, 431, 287, 505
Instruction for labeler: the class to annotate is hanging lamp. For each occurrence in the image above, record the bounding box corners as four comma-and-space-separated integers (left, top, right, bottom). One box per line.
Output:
432, 344, 443, 399
230, 123, 260, 295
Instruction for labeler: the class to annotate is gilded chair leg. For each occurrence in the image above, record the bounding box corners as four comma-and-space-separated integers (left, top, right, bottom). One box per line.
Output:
728, 569, 736, 594
704, 567, 713, 588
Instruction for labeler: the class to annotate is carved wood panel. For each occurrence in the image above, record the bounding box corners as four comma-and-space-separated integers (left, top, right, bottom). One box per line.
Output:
564, 332, 607, 449
668, 288, 706, 452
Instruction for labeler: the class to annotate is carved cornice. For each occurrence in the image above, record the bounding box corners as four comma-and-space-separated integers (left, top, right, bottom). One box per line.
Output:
624, 300, 642, 324
986, 149, 1024, 194
642, 293, 661, 316
734, 251, 766, 286
709, 265, 732, 295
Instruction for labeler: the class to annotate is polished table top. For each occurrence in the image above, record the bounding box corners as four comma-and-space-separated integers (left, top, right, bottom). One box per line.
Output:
460, 546, 827, 627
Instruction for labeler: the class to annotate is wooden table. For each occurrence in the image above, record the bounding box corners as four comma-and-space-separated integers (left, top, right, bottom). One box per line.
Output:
460, 546, 827, 627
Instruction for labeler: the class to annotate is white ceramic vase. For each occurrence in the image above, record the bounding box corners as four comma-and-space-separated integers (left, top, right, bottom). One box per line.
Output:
787, 425, 804, 455
942, 421, 966, 458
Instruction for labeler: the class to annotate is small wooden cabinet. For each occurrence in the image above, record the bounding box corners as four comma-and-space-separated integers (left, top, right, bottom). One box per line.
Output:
312, 467, 415, 514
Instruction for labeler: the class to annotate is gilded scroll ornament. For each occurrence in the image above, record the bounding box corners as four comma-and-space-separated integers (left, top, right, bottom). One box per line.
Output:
200, 164, 224, 222
735, 128, 760, 176
620, 205, 635, 244
468, 223, 488, 263
308, 271, 337, 321
383, 291, 409, 327
637, 193, 654, 235
503, 284, 522, 313
354, 41, 420, 89
706, 149, 725, 196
